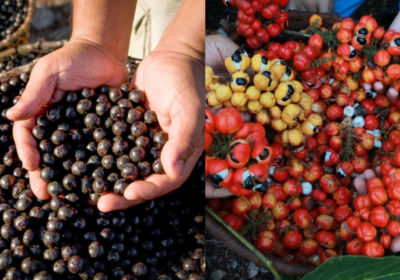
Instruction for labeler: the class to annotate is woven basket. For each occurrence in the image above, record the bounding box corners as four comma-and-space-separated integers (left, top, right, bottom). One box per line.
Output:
206, 212, 316, 276
0, 0, 35, 51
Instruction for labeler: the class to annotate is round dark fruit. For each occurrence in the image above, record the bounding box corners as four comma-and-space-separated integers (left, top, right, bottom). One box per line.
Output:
77, 99, 92, 115
130, 121, 147, 137
129, 147, 146, 163
129, 89, 145, 103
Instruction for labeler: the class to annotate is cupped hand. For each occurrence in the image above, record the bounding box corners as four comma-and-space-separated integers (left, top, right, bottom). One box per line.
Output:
97, 50, 205, 211
7, 37, 128, 201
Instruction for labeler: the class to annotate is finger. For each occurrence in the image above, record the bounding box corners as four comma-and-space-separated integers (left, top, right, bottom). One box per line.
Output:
97, 193, 142, 212
160, 107, 203, 180
7, 58, 58, 121
13, 118, 40, 171
387, 87, 399, 100
353, 177, 368, 194
390, 235, 400, 253
373, 81, 384, 93
205, 179, 232, 198
364, 83, 372, 91
124, 174, 180, 202
364, 169, 376, 180
205, 35, 240, 71
29, 170, 50, 200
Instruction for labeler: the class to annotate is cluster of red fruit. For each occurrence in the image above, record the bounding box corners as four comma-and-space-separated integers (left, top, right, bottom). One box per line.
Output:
206, 107, 276, 195
222, 0, 289, 49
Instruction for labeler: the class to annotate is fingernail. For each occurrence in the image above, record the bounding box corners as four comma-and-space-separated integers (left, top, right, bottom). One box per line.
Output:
174, 159, 185, 177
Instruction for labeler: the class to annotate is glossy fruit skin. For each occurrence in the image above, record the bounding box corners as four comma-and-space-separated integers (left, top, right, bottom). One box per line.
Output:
316, 231, 337, 249
223, 214, 243, 230
215, 108, 243, 134
362, 241, 384, 257
256, 230, 275, 252
231, 196, 251, 215
283, 231, 303, 250
356, 222, 377, 242
370, 206, 389, 228
227, 139, 251, 168
346, 238, 364, 255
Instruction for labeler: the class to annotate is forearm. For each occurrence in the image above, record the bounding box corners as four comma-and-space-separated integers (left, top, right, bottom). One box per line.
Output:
155, 0, 205, 63
71, 0, 137, 62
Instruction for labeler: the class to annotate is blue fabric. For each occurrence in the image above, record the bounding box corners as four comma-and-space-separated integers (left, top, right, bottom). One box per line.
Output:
332, 0, 367, 17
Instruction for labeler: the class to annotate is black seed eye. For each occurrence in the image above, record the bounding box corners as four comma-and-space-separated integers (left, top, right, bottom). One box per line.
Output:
261, 56, 268, 65
282, 94, 291, 102
259, 147, 270, 161
261, 71, 272, 78
356, 36, 367, 46
349, 48, 357, 59
230, 141, 241, 149
210, 174, 223, 188
288, 85, 295, 95
357, 28, 368, 36
285, 67, 292, 76
232, 53, 242, 63
229, 153, 239, 164
395, 38, 400, 46
244, 175, 254, 189
236, 78, 247, 86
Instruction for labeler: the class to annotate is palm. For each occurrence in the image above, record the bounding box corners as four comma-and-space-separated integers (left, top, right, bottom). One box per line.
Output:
97, 51, 205, 211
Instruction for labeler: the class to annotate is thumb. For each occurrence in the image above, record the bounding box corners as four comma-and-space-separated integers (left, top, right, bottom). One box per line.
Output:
6, 58, 58, 121
160, 108, 204, 180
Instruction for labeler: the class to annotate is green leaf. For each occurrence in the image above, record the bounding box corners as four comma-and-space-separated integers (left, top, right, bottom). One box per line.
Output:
134, 14, 146, 34
302, 255, 400, 280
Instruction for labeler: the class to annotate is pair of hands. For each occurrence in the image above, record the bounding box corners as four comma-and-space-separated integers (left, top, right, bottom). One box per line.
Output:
7, 36, 204, 212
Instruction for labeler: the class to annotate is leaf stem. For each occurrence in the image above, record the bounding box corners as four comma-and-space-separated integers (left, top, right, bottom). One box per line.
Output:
206, 206, 282, 280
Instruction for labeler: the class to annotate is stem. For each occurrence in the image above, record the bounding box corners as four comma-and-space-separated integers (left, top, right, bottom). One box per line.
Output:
282, 30, 311, 38
206, 206, 282, 280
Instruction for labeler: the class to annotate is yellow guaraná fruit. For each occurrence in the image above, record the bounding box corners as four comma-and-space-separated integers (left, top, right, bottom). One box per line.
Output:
215, 85, 233, 102
225, 49, 251, 73
209, 82, 221, 91
205, 66, 214, 90
231, 71, 250, 93
279, 67, 295, 82
254, 70, 278, 91
298, 92, 314, 113
282, 128, 303, 146
251, 54, 271, 73
301, 114, 323, 136
344, 75, 359, 91
271, 119, 287, 131
231, 92, 247, 107
259, 92, 275, 108
256, 109, 271, 125
269, 106, 281, 119
271, 59, 288, 80
282, 104, 304, 126
245, 86, 261, 101
275, 82, 293, 106
247, 100, 262, 114
206, 92, 222, 109
292, 80, 304, 94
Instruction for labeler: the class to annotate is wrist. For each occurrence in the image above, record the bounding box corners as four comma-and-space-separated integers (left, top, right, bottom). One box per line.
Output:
69, 35, 127, 64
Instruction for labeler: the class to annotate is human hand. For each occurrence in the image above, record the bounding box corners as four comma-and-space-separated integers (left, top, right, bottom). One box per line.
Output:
288, 0, 334, 13
97, 49, 205, 211
6, 37, 128, 202
206, 178, 233, 198
206, 34, 240, 71
364, 81, 399, 100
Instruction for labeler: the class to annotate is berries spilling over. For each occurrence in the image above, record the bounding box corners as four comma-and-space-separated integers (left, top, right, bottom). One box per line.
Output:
0, 0, 28, 42
32, 83, 168, 202
0, 71, 205, 279
223, 0, 289, 49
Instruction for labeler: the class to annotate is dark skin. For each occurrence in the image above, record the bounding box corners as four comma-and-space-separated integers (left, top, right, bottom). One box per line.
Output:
7, 0, 205, 212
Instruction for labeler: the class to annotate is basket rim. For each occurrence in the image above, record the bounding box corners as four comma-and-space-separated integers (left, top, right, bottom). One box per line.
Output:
0, 0, 35, 51
206, 211, 317, 277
